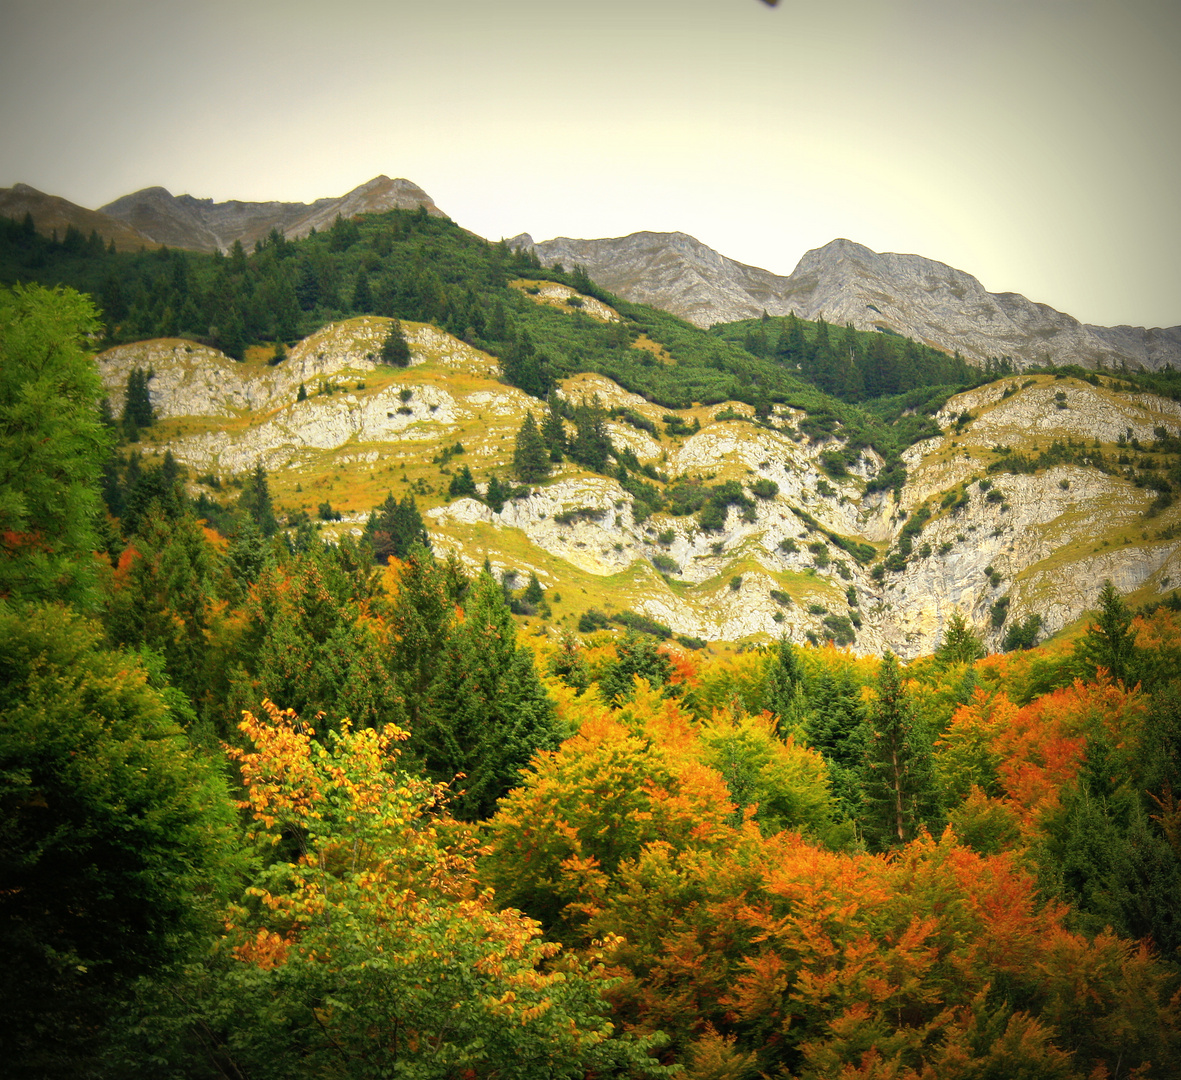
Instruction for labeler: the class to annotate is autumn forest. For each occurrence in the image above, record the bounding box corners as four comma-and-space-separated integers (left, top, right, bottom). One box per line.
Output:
4, 275, 1181, 1080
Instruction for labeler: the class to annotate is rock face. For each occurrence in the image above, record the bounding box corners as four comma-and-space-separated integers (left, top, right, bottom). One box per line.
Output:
99, 176, 445, 253
100, 324, 1181, 659
522, 233, 1181, 373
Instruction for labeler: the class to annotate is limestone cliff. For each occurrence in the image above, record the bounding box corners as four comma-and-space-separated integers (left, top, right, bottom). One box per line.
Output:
100, 322, 1181, 659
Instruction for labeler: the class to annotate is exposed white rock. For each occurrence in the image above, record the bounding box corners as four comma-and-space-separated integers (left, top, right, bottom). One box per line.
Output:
114, 331, 1181, 659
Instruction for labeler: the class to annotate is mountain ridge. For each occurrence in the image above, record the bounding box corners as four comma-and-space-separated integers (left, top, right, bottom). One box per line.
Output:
3, 174, 1177, 370
522, 231, 1181, 372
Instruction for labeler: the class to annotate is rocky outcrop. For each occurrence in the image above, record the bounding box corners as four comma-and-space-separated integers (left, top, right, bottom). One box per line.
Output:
103, 325, 1181, 659
521, 232, 1181, 372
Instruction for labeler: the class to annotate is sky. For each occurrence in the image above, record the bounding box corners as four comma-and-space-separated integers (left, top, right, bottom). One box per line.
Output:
2, 0, 1178, 329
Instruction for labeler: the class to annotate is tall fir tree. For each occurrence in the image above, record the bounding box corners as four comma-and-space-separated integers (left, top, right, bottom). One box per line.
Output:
859, 651, 933, 850
418, 570, 560, 820
512, 411, 550, 483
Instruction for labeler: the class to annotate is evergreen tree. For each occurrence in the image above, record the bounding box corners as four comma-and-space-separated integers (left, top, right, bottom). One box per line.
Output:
1076, 580, 1141, 685
859, 651, 933, 850
364, 492, 429, 563
522, 572, 544, 607
484, 473, 509, 514
764, 634, 808, 734
542, 391, 567, 462
499, 329, 553, 399
598, 630, 674, 704
238, 462, 278, 537
419, 570, 560, 820
448, 463, 478, 499
380, 318, 412, 367
0, 284, 113, 606
512, 410, 550, 483
351, 268, 373, 313
121, 367, 154, 436
803, 662, 866, 816
935, 610, 984, 666
569, 395, 613, 473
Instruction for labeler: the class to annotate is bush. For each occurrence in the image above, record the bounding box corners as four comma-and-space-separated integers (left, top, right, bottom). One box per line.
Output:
651, 553, 679, 574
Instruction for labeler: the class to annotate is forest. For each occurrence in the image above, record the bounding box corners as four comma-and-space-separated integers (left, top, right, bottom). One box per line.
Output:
4, 264, 1181, 1079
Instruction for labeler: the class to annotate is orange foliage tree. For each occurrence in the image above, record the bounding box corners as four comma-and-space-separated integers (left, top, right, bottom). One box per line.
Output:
212, 701, 670, 1079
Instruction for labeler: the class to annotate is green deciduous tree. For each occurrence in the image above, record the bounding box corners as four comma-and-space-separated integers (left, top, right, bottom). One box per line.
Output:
0, 284, 113, 607
0, 605, 235, 1075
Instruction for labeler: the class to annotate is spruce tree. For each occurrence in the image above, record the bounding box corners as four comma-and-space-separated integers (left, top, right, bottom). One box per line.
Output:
1076, 580, 1141, 685
764, 634, 807, 734
543, 391, 567, 462
484, 474, 508, 514
569, 395, 613, 473
380, 318, 411, 367
935, 610, 984, 666
512, 411, 550, 483
418, 570, 560, 820
238, 463, 278, 537
859, 651, 933, 850
448, 464, 478, 499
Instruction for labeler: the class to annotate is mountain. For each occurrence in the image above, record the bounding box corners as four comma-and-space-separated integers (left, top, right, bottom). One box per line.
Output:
520, 232, 1181, 373
99, 176, 445, 253
0, 183, 159, 251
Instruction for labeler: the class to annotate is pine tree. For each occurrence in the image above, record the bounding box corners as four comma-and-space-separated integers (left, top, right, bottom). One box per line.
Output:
484, 473, 509, 514
859, 651, 933, 850
364, 492, 429, 563
419, 570, 560, 819
238, 463, 278, 537
764, 634, 807, 734
936, 610, 984, 666
352, 268, 373, 313
122, 366, 154, 436
569, 395, 613, 473
512, 411, 550, 483
380, 318, 411, 367
448, 464, 478, 499
543, 391, 567, 462
1076, 580, 1140, 684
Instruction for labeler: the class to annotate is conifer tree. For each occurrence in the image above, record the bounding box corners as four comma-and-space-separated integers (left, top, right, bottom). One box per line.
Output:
1076, 580, 1141, 685
122, 366, 154, 436
380, 318, 411, 367
238, 462, 278, 537
543, 391, 567, 462
364, 492, 429, 562
512, 410, 550, 483
419, 570, 560, 819
484, 473, 508, 513
569, 395, 613, 473
0, 284, 113, 606
764, 634, 807, 734
936, 610, 984, 666
859, 651, 933, 850
448, 463, 478, 499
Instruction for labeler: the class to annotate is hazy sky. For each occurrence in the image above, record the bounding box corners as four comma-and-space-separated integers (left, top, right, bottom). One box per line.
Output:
2, 0, 1177, 328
